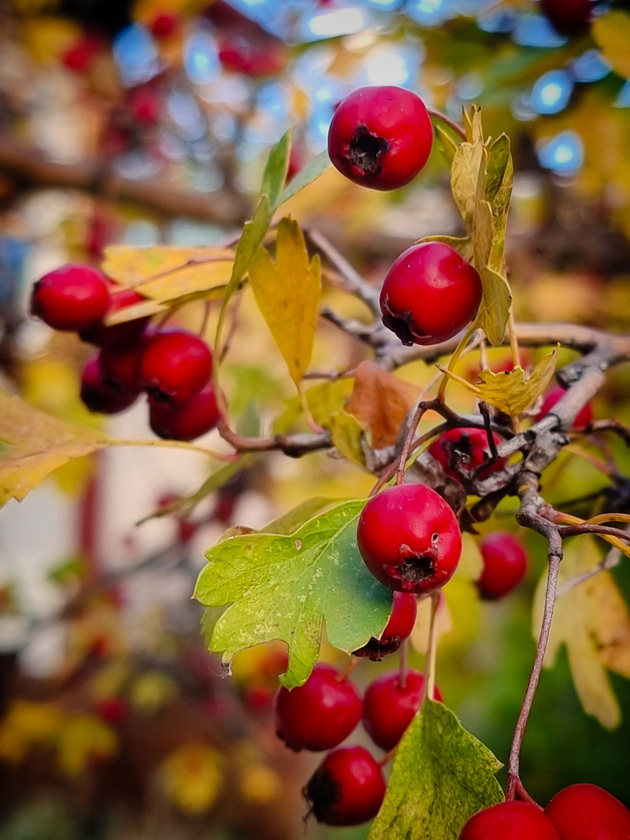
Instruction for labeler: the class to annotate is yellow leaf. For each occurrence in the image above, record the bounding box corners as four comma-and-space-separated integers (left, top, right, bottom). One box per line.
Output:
239, 764, 282, 805
329, 410, 366, 467
475, 267, 512, 347
101, 246, 234, 314
159, 744, 223, 816
475, 349, 557, 416
248, 217, 321, 387
451, 142, 484, 232
0, 391, 110, 506
0, 700, 62, 763
592, 12, 630, 79
56, 715, 118, 777
533, 536, 630, 728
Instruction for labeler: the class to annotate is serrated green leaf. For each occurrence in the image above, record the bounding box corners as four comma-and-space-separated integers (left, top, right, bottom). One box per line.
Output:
262, 497, 344, 535
248, 217, 321, 387
193, 500, 392, 687
274, 149, 332, 211
369, 700, 504, 840
474, 267, 512, 346
261, 130, 291, 209
475, 348, 557, 416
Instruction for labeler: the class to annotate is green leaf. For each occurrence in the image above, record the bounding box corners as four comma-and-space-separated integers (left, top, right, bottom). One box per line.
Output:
485, 134, 512, 206
474, 267, 512, 347
329, 409, 366, 467
193, 500, 392, 687
369, 700, 504, 840
274, 149, 332, 211
434, 124, 460, 168
261, 130, 291, 209
262, 497, 345, 535
248, 217, 321, 387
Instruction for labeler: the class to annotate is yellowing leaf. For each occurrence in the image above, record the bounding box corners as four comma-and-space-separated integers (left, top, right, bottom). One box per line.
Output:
248, 217, 321, 387
592, 12, 630, 79
56, 715, 118, 777
329, 409, 366, 467
475, 267, 512, 347
474, 349, 557, 416
451, 141, 484, 232
0, 391, 110, 506
472, 199, 494, 270
0, 700, 62, 764
533, 536, 630, 729
159, 744, 223, 816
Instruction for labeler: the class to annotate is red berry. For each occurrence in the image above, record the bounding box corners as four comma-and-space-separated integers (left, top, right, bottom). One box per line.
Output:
141, 329, 213, 404
537, 384, 593, 430
80, 357, 139, 414
30, 264, 111, 332
149, 12, 179, 38
274, 663, 362, 752
94, 696, 129, 725
98, 337, 148, 393
148, 381, 221, 441
357, 484, 462, 594
429, 428, 505, 484
352, 591, 417, 660
327, 85, 433, 191
476, 531, 529, 600
460, 801, 560, 839
362, 668, 442, 751
80, 288, 150, 348
218, 36, 286, 77
380, 242, 482, 346
303, 745, 386, 826
545, 783, 630, 840
540, 0, 593, 35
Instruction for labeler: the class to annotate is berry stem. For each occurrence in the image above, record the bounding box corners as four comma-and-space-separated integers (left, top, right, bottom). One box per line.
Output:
437, 324, 477, 403
395, 400, 431, 485
339, 656, 362, 682
398, 636, 409, 691
427, 107, 467, 142
422, 592, 441, 705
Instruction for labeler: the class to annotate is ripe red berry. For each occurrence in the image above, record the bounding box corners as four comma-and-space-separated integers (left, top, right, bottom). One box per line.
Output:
429, 427, 505, 484
80, 357, 139, 415
476, 531, 529, 600
357, 484, 462, 594
148, 382, 221, 441
141, 329, 213, 404
149, 12, 179, 38
380, 242, 482, 346
362, 668, 442, 751
353, 591, 417, 660
80, 288, 150, 348
536, 384, 593, 430
30, 263, 111, 332
303, 745, 386, 826
544, 783, 630, 840
327, 85, 433, 191
98, 338, 148, 393
460, 801, 560, 839
540, 0, 593, 35
274, 663, 362, 752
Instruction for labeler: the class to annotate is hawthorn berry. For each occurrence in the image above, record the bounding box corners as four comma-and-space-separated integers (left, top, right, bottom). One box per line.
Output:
459, 801, 560, 839
352, 591, 417, 660
476, 531, 529, 600
380, 242, 482, 346
80, 357, 139, 415
327, 85, 433, 191
80, 287, 150, 348
357, 483, 462, 594
536, 383, 593, 430
544, 783, 630, 840
303, 745, 386, 826
148, 382, 221, 441
30, 263, 111, 332
362, 668, 442, 751
274, 663, 362, 752
429, 427, 504, 483
540, 0, 593, 35
98, 337, 148, 394
141, 329, 213, 404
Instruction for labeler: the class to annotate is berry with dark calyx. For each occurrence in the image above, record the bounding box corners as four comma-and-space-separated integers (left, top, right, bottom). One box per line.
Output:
429, 427, 504, 483
362, 668, 442, 751
540, 0, 593, 36
352, 591, 417, 660
303, 745, 386, 826
141, 328, 213, 404
536, 383, 593, 430
357, 483, 462, 594
544, 783, 630, 840
80, 287, 150, 348
274, 663, 362, 752
459, 801, 560, 839
380, 242, 482, 346
80, 357, 139, 415
30, 263, 111, 332
149, 382, 221, 441
327, 85, 433, 191
477, 531, 529, 600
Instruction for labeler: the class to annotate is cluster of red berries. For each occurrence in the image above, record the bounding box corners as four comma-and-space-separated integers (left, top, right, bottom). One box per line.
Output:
29, 263, 221, 441
328, 85, 482, 346
459, 782, 630, 839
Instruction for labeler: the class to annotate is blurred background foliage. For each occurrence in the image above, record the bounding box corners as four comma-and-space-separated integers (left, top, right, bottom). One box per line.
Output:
1, 0, 630, 837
